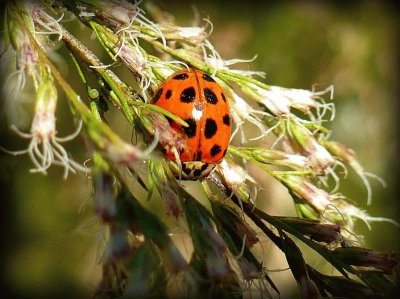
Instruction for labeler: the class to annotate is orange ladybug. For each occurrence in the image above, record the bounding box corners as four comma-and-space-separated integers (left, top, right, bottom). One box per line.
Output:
151, 69, 231, 179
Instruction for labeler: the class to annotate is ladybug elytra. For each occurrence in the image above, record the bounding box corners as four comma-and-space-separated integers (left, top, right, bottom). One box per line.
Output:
151, 69, 231, 180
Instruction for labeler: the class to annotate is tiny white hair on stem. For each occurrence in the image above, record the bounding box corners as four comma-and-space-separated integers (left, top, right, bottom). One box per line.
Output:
113, 34, 129, 61
57, 119, 84, 142
311, 85, 336, 123
319, 196, 399, 234
115, 2, 141, 35
312, 84, 334, 101
346, 157, 386, 206
158, 60, 190, 70
249, 187, 259, 210
200, 39, 223, 76
270, 131, 286, 150
113, 28, 163, 101
229, 92, 272, 143
224, 55, 259, 66
206, 54, 266, 79
364, 172, 387, 188
146, 59, 189, 78
170, 147, 182, 181
202, 17, 214, 35
190, 4, 201, 27
249, 117, 281, 142
335, 159, 349, 179
320, 202, 348, 226
138, 75, 152, 102
89, 61, 118, 69
339, 228, 365, 247
232, 235, 247, 261
255, 85, 335, 123
359, 171, 387, 206
326, 160, 348, 194
227, 69, 266, 79
312, 157, 347, 193
340, 204, 399, 231
213, 55, 266, 79
232, 112, 270, 144
240, 278, 272, 299
130, 0, 166, 47
2, 121, 88, 179
140, 130, 159, 158
35, 10, 64, 40
3, 69, 27, 103
72, 215, 108, 262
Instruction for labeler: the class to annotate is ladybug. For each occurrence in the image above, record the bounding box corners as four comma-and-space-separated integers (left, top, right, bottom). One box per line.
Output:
151, 68, 231, 180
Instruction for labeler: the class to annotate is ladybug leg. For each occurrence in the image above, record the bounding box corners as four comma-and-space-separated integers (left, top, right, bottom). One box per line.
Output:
171, 147, 183, 181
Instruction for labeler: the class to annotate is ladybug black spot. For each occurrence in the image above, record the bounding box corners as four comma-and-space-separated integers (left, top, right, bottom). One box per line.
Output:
204, 88, 218, 104
182, 118, 197, 138
221, 92, 226, 102
196, 151, 202, 161
152, 88, 163, 104
173, 73, 189, 80
181, 87, 196, 103
210, 144, 221, 157
183, 165, 192, 175
193, 169, 203, 177
166, 90, 172, 99
200, 163, 209, 171
202, 73, 215, 82
205, 118, 218, 139
223, 114, 230, 126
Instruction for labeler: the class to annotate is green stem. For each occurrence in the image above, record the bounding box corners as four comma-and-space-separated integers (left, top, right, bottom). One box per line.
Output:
138, 34, 271, 89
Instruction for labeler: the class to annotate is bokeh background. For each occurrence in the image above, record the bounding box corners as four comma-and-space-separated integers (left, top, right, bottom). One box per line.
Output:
0, 1, 399, 298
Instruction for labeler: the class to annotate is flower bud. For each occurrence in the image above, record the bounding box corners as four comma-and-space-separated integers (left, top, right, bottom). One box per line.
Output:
78, 0, 136, 28
7, 6, 38, 73
276, 217, 341, 244
243, 83, 290, 116
279, 174, 332, 212
286, 118, 334, 174
31, 81, 57, 140
334, 247, 398, 273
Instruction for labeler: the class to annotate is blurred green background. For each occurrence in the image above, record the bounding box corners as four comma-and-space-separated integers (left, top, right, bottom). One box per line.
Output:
0, 1, 399, 298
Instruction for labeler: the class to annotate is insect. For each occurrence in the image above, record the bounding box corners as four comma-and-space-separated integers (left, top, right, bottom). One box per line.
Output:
151, 68, 231, 180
